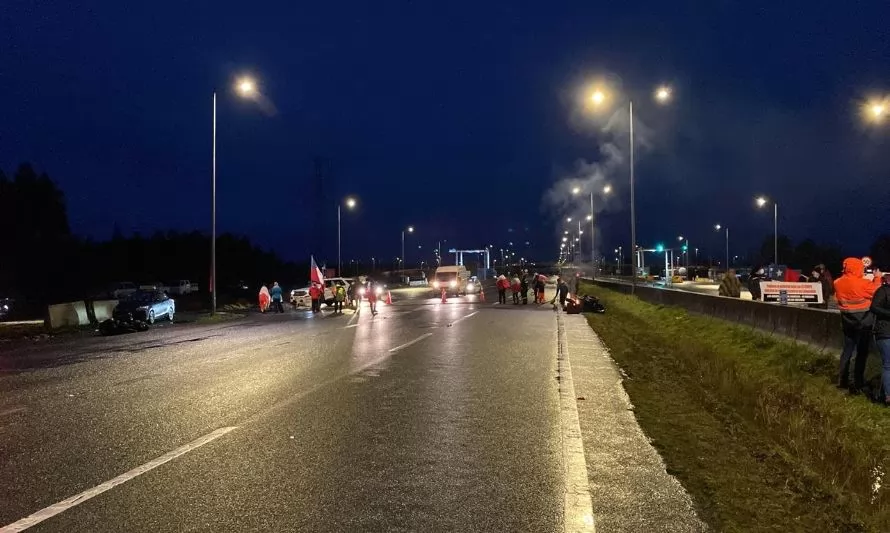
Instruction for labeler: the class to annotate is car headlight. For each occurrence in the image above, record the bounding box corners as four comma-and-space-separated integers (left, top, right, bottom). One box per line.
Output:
375, 287, 383, 295
467, 283, 474, 290
449, 280, 457, 288
433, 281, 440, 289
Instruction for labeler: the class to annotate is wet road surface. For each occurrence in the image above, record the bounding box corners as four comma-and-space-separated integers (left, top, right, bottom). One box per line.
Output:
0, 285, 704, 532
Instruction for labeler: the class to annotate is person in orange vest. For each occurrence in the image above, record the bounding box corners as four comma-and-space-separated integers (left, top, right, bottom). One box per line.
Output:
834, 257, 883, 393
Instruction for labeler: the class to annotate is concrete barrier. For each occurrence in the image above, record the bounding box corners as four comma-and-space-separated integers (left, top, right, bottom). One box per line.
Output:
47, 301, 89, 329
584, 279, 842, 351
92, 300, 119, 322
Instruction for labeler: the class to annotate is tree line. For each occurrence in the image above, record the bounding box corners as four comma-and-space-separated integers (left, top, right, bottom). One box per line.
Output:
0, 163, 307, 311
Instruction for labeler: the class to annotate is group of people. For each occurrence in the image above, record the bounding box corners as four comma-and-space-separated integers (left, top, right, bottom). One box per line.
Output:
260, 279, 382, 316
258, 282, 285, 313
494, 271, 571, 309
718, 263, 835, 308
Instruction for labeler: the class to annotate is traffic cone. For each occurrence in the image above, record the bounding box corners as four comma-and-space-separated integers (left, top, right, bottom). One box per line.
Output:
441, 288, 447, 303
385, 291, 393, 305
479, 286, 486, 302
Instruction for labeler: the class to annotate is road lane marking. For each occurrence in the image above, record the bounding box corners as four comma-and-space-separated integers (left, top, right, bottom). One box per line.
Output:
347, 310, 360, 326
556, 311, 596, 533
344, 324, 359, 329
388, 333, 433, 353
0, 426, 237, 533
449, 311, 479, 326
0, 407, 27, 418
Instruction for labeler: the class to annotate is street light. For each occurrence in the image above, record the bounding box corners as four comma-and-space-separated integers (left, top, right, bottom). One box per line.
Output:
755, 196, 779, 266
588, 83, 672, 293
714, 224, 729, 270
572, 183, 611, 271
211, 75, 260, 315
864, 98, 888, 123
337, 196, 358, 275
401, 226, 414, 273
678, 235, 689, 271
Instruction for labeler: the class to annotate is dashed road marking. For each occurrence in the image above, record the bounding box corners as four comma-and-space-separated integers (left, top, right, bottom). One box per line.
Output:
0, 407, 27, 418
0, 426, 238, 532
388, 333, 433, 353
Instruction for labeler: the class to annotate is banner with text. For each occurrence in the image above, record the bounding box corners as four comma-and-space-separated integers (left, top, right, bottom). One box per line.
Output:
759, 281, 823, 304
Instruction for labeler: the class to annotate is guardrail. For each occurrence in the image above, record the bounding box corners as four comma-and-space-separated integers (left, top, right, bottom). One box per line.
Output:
583, 278, 842, 351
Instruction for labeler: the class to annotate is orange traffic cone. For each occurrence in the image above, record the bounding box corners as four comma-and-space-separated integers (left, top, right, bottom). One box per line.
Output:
441, 288, 447, 303
385, 291, 393, 305
479, 286, 486, 302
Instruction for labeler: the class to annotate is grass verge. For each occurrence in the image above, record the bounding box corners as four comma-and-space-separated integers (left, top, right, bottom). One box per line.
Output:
578, 282, 890, 532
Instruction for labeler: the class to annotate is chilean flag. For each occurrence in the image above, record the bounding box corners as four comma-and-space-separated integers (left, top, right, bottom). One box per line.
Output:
310, 255, 325, 286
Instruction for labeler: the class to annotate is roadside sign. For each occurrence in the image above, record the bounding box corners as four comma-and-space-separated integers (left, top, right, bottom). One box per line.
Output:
759, 282, 823, 304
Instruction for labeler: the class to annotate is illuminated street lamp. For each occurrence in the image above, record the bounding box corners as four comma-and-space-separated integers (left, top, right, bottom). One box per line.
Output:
864, 98, 888, 123
401, 226, 414, 273
714, 224, 729, 269
572, 183, 612, 270
587, 83, 672, 293
755, 196, 779, 265
211, 75, 260, 314
338, 196, 358, 275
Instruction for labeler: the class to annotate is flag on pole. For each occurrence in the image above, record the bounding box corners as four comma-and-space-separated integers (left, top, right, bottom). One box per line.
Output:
310, 255, 325, 287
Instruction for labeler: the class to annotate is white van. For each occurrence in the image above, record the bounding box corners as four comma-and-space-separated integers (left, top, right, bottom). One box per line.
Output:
432, 266, 471, 297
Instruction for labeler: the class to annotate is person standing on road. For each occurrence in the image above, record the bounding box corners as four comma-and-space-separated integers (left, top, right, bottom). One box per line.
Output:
270, 282, 284, 313
535, 273, 546, 304
511, 276, 521, 304
520, 274, 529, 305
869, 275, 890, 405
551, 277, 569, 309
309, 283, 322, 314
334, 284, 346, 314
718, 269, 742, 298
366, 279, 379, 316
834, 257, 882, 394
809, 264, 834, 309
496, 275, 508, 304
748, 267, 765, 301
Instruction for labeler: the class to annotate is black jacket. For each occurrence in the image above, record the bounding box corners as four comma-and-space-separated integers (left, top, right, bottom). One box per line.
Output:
870, 285, 890, 339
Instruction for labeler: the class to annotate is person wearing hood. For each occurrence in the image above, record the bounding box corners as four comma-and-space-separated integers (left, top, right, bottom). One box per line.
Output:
869, 275, 890, 405
511, 276, 521, 304
748, 267, 765, 301
496, 275, 508, 304
834, 257, 883, 393
718, 269, 742, 298
270, 282, 284, 313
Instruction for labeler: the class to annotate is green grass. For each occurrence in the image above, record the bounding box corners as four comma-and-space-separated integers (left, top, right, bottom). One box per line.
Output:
578, 283, 890, 532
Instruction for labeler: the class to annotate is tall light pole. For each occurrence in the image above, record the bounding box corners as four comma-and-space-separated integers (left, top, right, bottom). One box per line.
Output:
338, 196, 357, 275
573, 183, 611, 274
756, 196, 778, 265
401, 226, 414, 274
715, 224, 729, 270
211, 76, 259, 315
588, 84, 670, 293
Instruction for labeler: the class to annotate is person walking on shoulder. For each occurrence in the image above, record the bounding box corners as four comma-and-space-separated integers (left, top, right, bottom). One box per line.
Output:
835, 257, 882, 394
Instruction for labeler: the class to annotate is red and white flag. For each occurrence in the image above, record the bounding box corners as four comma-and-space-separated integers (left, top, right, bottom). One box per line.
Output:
310, 255, 325, 286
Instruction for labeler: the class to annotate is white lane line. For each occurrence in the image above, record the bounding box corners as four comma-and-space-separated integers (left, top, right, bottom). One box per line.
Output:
449, 311, 479, 326
346, 310, 360, 326
388, 333, 433, 353
556, 311, 596, 533
343, 324, 359, 329
0, 426, 237, 533
0, 407, 27, 418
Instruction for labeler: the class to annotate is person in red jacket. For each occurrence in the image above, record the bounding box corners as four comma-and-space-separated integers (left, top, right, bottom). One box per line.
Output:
309, 283, 323, 314
834, 257, 883, 393
496, 275, 508, 304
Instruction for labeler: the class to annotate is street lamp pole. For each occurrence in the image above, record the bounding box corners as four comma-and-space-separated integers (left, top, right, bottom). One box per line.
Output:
589, 193, 595, 267
774, 202, 779, 266
629, 100, 637, 294
401, 231, 405, 273
337, 204, 342, 275
725, 227, 729, 271
211, 91, 217, 314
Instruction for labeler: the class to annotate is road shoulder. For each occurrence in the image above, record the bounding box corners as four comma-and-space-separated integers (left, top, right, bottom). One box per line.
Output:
561, 313, 706, 532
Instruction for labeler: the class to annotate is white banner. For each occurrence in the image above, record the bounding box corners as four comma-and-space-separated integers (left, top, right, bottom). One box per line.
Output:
759, 281, 823, 304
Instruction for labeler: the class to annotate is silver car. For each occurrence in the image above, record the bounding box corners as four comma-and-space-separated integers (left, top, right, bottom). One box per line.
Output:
113, 290, 175, 324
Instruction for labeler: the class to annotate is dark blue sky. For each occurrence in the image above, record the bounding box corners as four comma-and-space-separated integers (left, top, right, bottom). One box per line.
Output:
2, 1, 888, 265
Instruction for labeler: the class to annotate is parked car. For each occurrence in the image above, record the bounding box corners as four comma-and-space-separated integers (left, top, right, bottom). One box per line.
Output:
113, 290, 175, 324
165, 280, 192, 295
323, 277, 353, 305
290, 287, 311, 307
139, 281, 170, 292
0, 298, 13, 320
465, 276, 482, 294
107, 282, 138, 299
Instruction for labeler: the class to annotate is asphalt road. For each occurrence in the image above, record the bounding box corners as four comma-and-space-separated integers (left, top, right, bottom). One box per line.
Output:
0, 284, 703, 532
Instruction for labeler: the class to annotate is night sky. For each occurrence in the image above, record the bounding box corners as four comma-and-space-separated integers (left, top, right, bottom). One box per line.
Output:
2, 1, 889, 266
